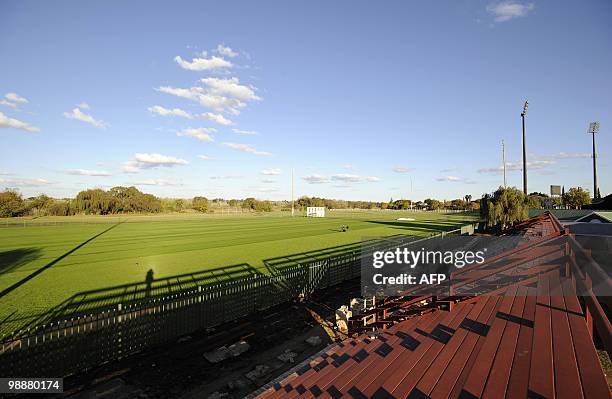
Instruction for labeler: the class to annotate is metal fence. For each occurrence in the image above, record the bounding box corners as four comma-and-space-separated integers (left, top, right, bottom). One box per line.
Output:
0, 228, 475, 378
0, 245, 366, 377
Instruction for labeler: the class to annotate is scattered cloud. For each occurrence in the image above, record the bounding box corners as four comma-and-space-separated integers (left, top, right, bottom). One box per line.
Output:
487, 1, 534, 22
478, 159, 554, 174
222, 142, 272, 156
123, 153, 189, 173
555, 152, 591, 159
197, 155, 215, 161
158, 85, 245, 115
63, 107, 108, 129
393, 166, 413, 173
200, 77, 260, 101
209, 175, 243, 180
176, 127, 216, 142
148, 105, 193, 119
201, 112, 233, 125
232, 128, 258, 135
302, 174, 330, 184
5, 93, 28, 104
0, 100, 18, 109
261, 168, 281, 175
65, 169, 112, 177
174, 55, 232, 71
216, 44, 238, 58
332, 173, 379, 183
77, 102, 90, 110
134, 179, 182, 186
0, 177, 51, 187
436, 176, 464, 182
261, 178, 276, 183
0, 111, 40, 133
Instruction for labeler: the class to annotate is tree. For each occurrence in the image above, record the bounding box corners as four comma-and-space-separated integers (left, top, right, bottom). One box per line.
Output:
481, 186, 528, 232
424, 198, 442, 210
464, 195, 472, 204
526, 194, 546, 209
192, 196, 209, 213
562, 187, 591, 209
0, 190, 27, 217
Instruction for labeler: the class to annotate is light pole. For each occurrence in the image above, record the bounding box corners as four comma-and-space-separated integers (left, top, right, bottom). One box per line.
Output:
521, 100, 529, 195
588, 122, 600, 200
502, 139, 507, 188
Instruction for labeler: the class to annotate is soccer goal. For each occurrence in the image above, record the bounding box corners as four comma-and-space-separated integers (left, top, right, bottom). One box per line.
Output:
306, 206, 325, 217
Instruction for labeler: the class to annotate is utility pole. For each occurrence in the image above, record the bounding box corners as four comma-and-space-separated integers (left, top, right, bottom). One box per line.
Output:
588, 122, 600, 200
502, 139, 507, 188
521, 100, 529, 195
291, 168, 295, 216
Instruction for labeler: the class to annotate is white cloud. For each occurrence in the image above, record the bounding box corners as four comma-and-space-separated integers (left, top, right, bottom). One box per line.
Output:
436, 176, 464, 182
303, 175, 330, 184
222, 142, 272, 156
0, 111, 40, 133
232, 128, 258, 135
200, 77, 260, 101
157, 85, 245, 115
393, 166, 413, 173
174, 55, 232, 71
122, 153, 189, 173
209, 175, 243, 180
201, 112, 233, 125
487, 1, 534, 22
134, 179, 182, 186
176, 127, 216, 142
478, 159, 554, 174
556, 152, 591, 159
5, 93, 28, 104
63, 107, 108, 129
261, 168, 281, 175
331, 174, 380, 183
65, 169, 112, 177
0, 100, 18, 109
216, 44, 238, 58
77, 102, 90, 110
0, 177, 51, 187
148, 105, 193, 119
261, 178, 276, 183
197, 155, 215, 160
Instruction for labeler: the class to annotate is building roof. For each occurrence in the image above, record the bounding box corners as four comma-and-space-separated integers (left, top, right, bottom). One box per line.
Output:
256, 212, 611, 399
528, 208, 593, 221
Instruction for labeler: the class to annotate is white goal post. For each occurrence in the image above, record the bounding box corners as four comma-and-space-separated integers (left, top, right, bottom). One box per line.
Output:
306, 206, 325, 217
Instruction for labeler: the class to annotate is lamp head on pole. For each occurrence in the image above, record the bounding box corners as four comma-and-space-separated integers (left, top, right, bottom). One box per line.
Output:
521, 100, 529, 117
588, 121, 600, 134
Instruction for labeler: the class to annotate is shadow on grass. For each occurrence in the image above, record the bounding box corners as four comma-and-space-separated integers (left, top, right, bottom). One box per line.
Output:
0, 222, 123, 301
365, 219, 467, 233
1, 262, 262, 337
0, 248, 42, 276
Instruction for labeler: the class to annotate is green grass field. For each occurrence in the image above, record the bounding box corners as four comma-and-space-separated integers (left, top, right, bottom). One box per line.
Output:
0, 210, 476, 336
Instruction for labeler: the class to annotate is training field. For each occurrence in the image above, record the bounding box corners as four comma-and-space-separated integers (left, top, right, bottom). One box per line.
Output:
0, 210, 475, 336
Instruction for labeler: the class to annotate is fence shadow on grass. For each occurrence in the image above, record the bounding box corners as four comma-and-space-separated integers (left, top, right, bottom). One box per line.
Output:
0, 222, 123, 300
365, 219, 469, 234
1, 263, 263, 336
0, 248, 42, 276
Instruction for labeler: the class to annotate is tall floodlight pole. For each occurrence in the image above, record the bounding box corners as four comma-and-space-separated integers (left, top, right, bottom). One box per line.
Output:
291, 168, 295, 216
521, 101, 529, 195
588, 122, 600, 200
502, 139, 507, 188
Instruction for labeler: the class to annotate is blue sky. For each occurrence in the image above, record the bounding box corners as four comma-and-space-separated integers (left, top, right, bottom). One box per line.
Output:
1, 0, 610, 201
